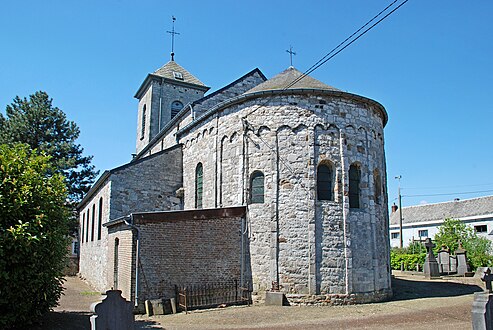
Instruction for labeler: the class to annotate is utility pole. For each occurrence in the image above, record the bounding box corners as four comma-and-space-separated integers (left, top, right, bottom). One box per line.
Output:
395, 175, 403, 248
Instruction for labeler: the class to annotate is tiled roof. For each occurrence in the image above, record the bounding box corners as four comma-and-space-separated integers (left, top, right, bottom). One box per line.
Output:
389, 195, 493, 226
153, 60, 206, 87
245, 66, 341, 94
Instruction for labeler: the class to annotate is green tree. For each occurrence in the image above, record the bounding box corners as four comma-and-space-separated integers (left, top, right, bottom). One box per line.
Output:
0, 91, 97, 202
434, 218, 493, 270
0, 144, 69, 328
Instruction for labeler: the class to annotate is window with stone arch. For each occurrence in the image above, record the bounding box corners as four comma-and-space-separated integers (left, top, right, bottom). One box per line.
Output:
317, 161, 335, 201
349, 163, 361, 209
171, 100, 183, 119
250, 171, 265, 204
373, 169, 382, 205
91, 204, 96, 241
195, 163, 203, 209
81, 213, 85, 244
140, 104, 146, 140
97, 197, 103, 240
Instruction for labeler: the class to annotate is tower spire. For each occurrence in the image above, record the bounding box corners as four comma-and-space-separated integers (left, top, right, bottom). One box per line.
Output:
167, 16, 180, 61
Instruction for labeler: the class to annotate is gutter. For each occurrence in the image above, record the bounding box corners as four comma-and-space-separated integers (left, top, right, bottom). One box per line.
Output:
124, 214, 140, 307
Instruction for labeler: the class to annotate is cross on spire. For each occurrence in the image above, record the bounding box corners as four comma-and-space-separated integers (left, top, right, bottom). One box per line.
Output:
167, 16, 180, 61
286, 45, 296, 67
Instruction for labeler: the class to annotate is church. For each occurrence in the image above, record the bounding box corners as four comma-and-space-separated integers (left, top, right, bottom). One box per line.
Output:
77, 51, 392, 308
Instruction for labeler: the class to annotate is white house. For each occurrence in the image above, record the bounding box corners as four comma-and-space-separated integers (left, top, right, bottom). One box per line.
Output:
389, 195, 493, 248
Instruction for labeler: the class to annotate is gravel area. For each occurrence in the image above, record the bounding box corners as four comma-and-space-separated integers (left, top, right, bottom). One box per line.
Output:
35, 271, 483, 329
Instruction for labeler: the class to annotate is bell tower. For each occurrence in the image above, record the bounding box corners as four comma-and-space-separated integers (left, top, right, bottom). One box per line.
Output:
133, 17, 209, 154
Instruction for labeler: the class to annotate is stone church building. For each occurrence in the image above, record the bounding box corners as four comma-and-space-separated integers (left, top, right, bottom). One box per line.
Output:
78, 56, 392, 307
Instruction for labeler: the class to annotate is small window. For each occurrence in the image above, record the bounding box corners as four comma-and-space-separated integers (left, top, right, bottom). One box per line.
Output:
475, 225, 488, 233
173, 71, 184, 80
195, 163, 203, 209
91, 204, 96, 241
81, 213, 85, 244
171, 101, 183, 118
391, 232, 400, 239
85, 210, 90, 243
418, 230, 428, 238
141, 105, 146, 140
374, 169, 382, 204
250, 171, 265, 204
349, 163, 361, 209
317, 163, 333, 201
98, 197, 103, 240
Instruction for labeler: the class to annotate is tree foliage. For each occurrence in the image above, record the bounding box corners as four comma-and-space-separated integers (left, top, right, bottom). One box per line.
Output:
434, 218, 493, 270
0, 144, 70, 328
0, 91, 97, 202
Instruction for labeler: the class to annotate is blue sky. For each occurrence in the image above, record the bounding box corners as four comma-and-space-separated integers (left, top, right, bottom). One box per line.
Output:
1, 0, 492, 208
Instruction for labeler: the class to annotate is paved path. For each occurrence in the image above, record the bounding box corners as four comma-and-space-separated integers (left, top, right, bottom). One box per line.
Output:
37, 272, 482, 329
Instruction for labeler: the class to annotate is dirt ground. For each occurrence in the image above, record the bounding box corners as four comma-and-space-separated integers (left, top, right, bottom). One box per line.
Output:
35, 271, 483, 329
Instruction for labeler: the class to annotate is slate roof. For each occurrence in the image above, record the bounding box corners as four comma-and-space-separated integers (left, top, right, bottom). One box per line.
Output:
245, 66, 341, 94
153, 60, 207, 87
389, 195, 493, 226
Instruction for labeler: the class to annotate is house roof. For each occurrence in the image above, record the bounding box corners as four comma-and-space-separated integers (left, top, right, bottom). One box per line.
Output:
153, 60, 207, 87
389, 195, 493, 226
245, 66, 341, 94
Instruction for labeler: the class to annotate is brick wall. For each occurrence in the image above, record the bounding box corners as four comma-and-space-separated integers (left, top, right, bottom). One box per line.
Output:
105, 208, 245, 305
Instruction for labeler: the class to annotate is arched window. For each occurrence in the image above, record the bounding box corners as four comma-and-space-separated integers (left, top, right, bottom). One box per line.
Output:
195, 163, 203, 209
349, 163, 361, 209
140, 105, 146, 140
98, 197, 103, 240
91, 204, 95, 241
374, 169, 382, 205
81, 213, 85, 244
317, 163, 334, 201
250, 171, 265, 204
85, 210, 90, 243
171, 101, 183, 119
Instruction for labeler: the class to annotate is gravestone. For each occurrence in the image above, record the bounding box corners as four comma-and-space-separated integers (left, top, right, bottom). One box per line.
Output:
471, 269, 493, 330
90, 290, 134, 330
437, 248, 450, 274
423, 238, 440, 279
456, 242, 471, 276
450, 255, 458, 273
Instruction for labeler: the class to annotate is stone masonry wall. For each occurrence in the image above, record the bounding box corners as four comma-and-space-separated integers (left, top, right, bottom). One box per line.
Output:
78, 180, 112, 292
141, 69, 266, 159
136, 78, 206, 155
179, 91, 391, 300
110, 146, 183, 219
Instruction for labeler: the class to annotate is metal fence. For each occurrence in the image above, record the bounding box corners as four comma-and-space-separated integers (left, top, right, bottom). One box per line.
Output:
175, 280, 251, 313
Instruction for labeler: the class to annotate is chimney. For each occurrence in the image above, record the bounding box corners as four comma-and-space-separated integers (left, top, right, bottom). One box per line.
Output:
391, 203, 398, 213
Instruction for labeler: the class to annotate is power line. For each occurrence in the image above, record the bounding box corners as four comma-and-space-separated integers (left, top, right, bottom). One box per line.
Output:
404, 189, 493, 198
244, 0, 409, 118
285, 0, 407, 89
403, 183, 493, 190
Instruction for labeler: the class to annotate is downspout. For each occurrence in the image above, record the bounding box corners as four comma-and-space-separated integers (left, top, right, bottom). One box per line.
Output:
124, 214, 140, 307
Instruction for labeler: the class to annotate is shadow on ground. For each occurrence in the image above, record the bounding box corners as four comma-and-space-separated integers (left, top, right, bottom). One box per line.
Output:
33, 311, 162, 329
391, 276, 482, 301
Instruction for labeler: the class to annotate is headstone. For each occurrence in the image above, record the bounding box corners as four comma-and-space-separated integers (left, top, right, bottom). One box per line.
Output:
170, 297, 177, 314
423, 238, 440, 278
472, 292, 493, 330
90, 290, 134, 330
450, 255, 458, 273
482, 269, 493, 293
437, 248, 450, 274
456, 242, 471, 276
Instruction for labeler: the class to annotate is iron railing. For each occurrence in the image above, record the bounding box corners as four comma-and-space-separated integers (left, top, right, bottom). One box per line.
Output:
175, 280, 251, 313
